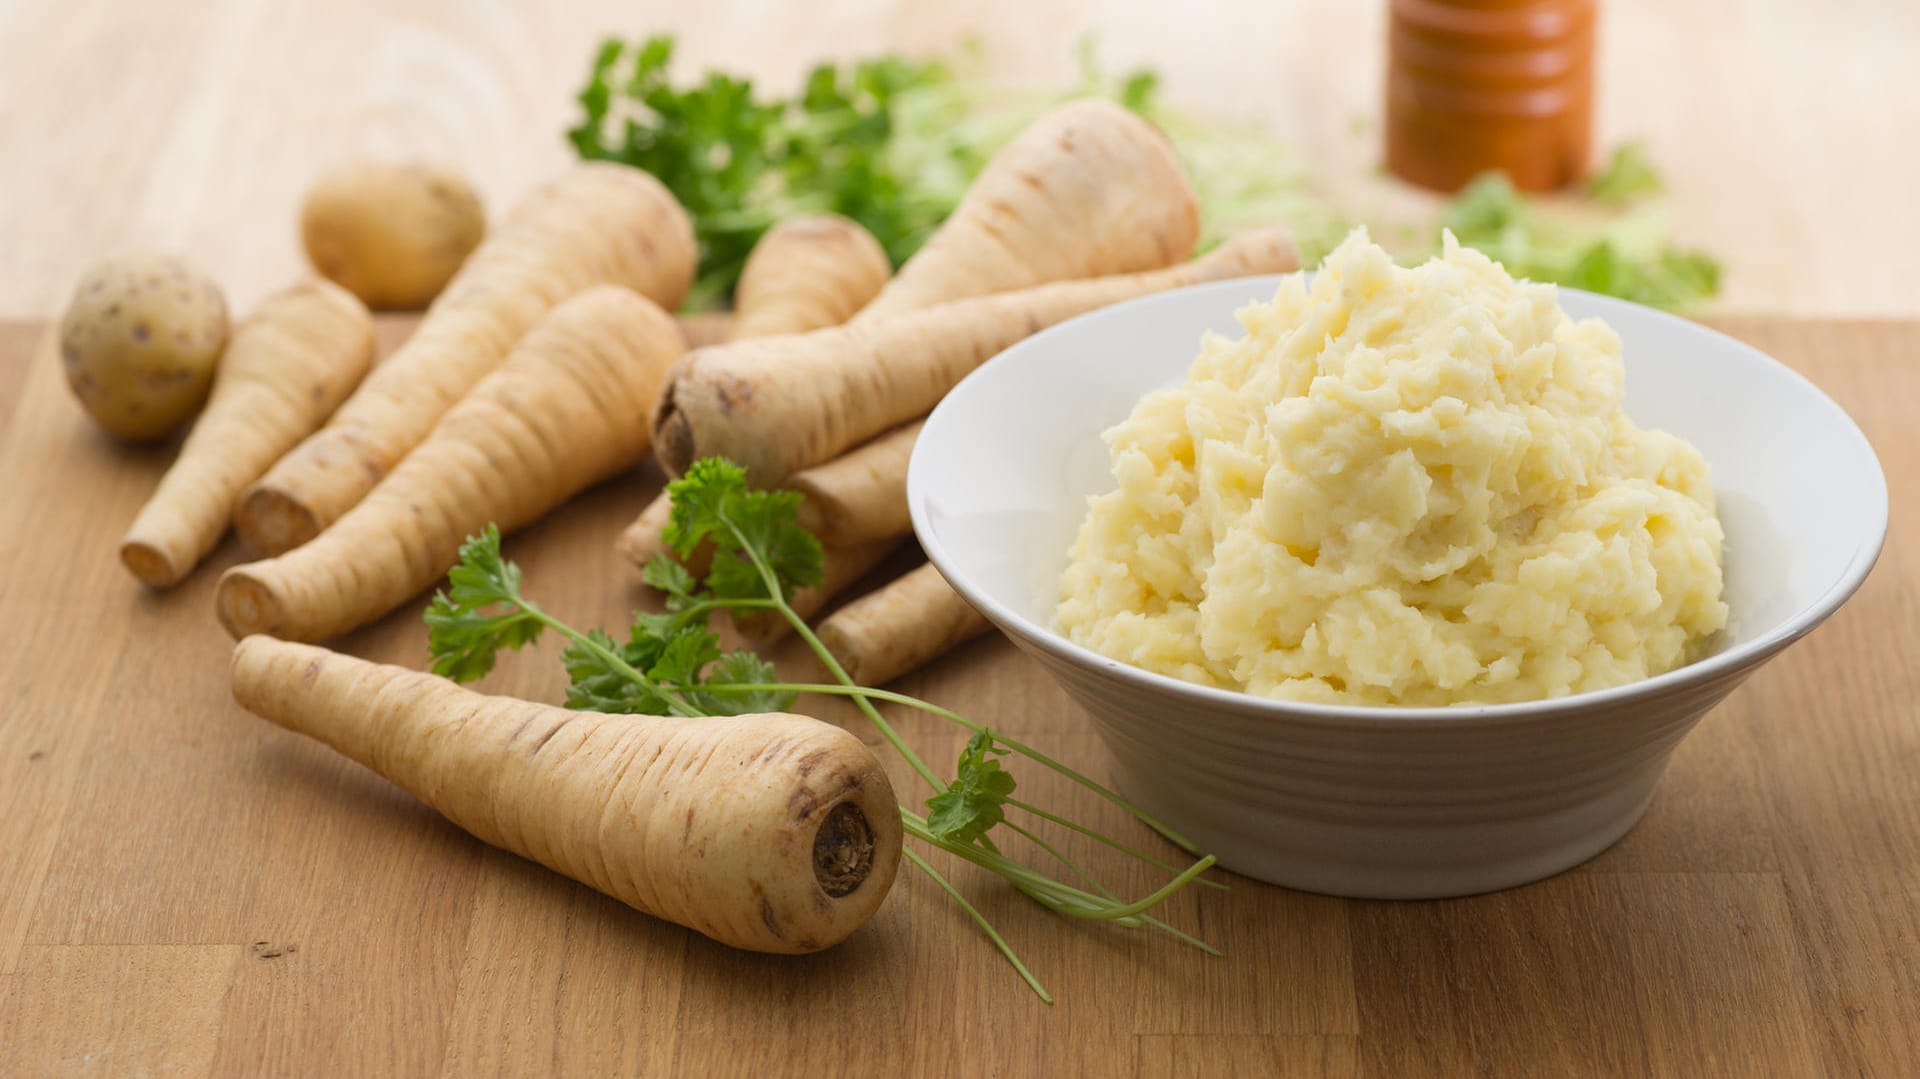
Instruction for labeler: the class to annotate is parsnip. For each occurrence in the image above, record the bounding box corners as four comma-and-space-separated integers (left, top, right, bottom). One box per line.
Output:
818, 562, 993, 684
232, 636, 902, 953
789, 422, 922, 548
734, 214, 890, 339
853, 99, 1198, 321
120, 280, 373, 586
653, 228, 1300, 484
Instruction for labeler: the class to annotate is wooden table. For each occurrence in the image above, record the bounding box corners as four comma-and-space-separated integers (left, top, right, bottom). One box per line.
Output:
0, 315, 1913, 1076
2, 0, 1918, 321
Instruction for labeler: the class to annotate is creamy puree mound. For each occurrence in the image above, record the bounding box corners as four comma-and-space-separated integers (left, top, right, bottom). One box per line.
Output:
1056, 231, 1729, 706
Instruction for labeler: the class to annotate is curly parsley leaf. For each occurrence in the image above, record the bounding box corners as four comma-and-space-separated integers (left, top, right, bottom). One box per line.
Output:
425, 526, 546, 683
568, 35, 786, 307
688, 651, 796, 716
647, 624, 724, 688
660, 457, 744, 557
926, 732, 1019, 846
641, 554, 700, 610
559, 629, 669, 715
663, 458, 824, 603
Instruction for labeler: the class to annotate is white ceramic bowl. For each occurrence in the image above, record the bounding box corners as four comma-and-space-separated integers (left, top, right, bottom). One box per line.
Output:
908, 277, 1888, 899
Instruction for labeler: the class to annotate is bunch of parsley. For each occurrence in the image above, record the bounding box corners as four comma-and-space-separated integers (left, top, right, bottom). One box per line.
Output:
569, 37, 973, 308
568, 36, 1176, 309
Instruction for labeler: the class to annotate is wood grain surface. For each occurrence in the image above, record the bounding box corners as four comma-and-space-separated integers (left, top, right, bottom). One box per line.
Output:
1, 1, 1917, 321
0, 314, 1912, 1077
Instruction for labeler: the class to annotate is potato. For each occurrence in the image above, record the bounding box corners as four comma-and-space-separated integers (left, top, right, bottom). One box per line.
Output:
59, 253, 228, 441
300, 160, 485, 310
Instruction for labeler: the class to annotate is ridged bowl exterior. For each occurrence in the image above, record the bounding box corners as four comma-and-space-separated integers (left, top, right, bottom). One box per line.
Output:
1005, 626, 1769, 897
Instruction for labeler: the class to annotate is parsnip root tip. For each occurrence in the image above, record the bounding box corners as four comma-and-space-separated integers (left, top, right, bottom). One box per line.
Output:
614, 529, 647, 568
229, 634, 275, 701
654, 405, 694, 479
234, 486, 322, 556
813, 801, 877, 897
814, 561, 994, 685
216, 568, 284, 640
118, 537, 182, 589
616, 521, 664, 569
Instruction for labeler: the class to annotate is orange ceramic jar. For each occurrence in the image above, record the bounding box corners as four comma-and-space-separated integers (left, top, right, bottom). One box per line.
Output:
1385, 0, 1596, 192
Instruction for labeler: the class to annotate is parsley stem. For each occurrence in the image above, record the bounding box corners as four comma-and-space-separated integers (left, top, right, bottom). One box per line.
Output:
715, 510, 946, 791
902, 848, 1051, 1004
514, 595, 720, 719
900, 811, 1215, 924
506, 597, 702, 719
1137, 915, 1225, 956
1003, 798, 1227, 892
1050, 854, 1218, 921
788, 622, 947, 789
1003, 820, 1108, 895
687, 674, 1198, 852
670, 596, 777, 619
1000, 822, 1221, 954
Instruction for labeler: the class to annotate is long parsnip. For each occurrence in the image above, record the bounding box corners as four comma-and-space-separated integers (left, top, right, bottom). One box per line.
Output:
218, 287, 679, 642
231, 636, 902, 953
733, 214, 891, 339
119, 280, 373, 587
653, 228, 1300, 484
852, 99, 1198, 321
236, 163, 695, 554
618, 215, 892, 572
817, 562, 993, 685
789, 421, 922, 548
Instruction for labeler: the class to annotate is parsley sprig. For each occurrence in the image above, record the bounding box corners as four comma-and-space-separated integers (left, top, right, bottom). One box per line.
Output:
427, 458, 1221, 1002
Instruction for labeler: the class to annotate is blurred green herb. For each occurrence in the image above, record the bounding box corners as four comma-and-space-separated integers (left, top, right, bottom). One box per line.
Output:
567, 36, 1721, 311
573, 37, 1139, 306
1440, 172, 1721, 310
569, 37, 938, 307
1586, 141, 1665, 206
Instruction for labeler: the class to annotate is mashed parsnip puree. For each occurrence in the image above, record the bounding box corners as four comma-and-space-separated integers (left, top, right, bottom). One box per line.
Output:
1056, 231, 1729, 707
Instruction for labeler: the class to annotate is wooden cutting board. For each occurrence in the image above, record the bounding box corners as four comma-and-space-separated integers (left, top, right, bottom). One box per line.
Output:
0, 317, 1914, 1077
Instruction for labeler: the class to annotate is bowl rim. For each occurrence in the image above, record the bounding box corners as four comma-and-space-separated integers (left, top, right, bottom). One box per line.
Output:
908, 276, 1891, 727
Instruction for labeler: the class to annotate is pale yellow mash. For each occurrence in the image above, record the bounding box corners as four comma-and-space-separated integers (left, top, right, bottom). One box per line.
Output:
1056, 231, 1728, 706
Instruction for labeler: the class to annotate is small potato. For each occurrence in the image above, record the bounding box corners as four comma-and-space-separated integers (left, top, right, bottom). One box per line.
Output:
300, 160, 485, 310
60, 253, 228, 441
